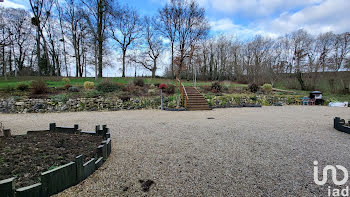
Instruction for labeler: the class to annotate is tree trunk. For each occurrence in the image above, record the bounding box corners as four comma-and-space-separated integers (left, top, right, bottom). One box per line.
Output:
122, 49, 126, 77
152, 60, 157, 78
94, 40, 98, 81
171, 41, 174, 78
8, 45, 12, 75
2, 43, 6, 80
97, 1, 103, 78
37, 25, 41, 75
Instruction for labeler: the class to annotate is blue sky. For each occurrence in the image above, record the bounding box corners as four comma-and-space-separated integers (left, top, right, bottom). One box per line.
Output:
121, 0, 350, 40
3, 0, 350, 39
1, 0, 350, 76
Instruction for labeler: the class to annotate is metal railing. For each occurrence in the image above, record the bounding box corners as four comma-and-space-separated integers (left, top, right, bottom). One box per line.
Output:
176, 78, 189, 108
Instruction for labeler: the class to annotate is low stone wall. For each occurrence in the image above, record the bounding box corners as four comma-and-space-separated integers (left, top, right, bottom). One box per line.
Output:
0, 97, 161, 113
0, 124, 112, 197
0, 94, 311, 113
206, 94, 305, 108
334, 117, 350, 134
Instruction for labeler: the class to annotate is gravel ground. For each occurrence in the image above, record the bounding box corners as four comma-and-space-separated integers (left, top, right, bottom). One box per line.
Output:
1, 106, 350, 196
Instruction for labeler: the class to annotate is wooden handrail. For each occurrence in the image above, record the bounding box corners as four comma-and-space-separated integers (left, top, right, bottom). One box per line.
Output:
176, 78, 189, 108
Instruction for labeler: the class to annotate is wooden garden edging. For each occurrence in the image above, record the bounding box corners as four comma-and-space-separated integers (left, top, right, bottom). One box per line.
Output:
0, 123, 112, 197
334, 117, 350, 134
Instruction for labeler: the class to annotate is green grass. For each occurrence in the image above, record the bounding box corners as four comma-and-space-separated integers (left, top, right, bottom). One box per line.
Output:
0, 76, 243, 89
273, 87, 350, 102
0, 76, 348, 102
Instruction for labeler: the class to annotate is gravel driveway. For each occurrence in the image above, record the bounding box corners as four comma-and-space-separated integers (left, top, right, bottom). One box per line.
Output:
1, 106, 349, 196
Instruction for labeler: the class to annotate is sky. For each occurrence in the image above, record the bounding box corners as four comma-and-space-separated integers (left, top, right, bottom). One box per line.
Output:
1, 0, 350, 76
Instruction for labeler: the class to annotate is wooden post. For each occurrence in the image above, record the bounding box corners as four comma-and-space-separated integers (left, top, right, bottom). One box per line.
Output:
3, 129, 11, 137
49, 123, 56, 132
160, 89, 163, 110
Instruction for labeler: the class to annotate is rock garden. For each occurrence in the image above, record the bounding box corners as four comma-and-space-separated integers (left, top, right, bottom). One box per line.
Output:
0, 77, 346, 113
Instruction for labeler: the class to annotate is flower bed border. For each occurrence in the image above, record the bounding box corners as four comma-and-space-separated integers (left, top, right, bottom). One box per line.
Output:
334, 117, 350, 134
0, 123, 112, 197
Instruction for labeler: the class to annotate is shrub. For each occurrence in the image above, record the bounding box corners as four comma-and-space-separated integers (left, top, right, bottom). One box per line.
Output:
148, 89, 156, 96
262, 83, 273, 93
150, 84, 155, 89
248, 83, 259, 93
133, 78, 144, 87
96, 80, 119, 92
119, 94, 131, 102
202, 85, 212, 92
84, 81, 95, 90
159, 84, 167, 89
50, 94, 70, 103
31, 80, 48, 94
68, 86, 79, 92
84, 90, 101, 98
62, 77, 70, 84
16, 83, 29, 91
211, 82, 222, 92
4, 86, 14, 93
166, 84, 175, 94
116, 82, 125, 90
63, 84, 72, 90
123, 84, 135, 92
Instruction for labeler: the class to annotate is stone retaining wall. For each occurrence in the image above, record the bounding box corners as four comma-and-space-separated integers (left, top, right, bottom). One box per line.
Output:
0, 94, 312, 114
0, 97, 161, 113
0, 124, 112, 197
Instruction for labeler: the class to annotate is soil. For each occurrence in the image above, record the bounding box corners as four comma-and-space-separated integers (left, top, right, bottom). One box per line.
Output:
139, 180, 155, 192
0, 131, 103, 188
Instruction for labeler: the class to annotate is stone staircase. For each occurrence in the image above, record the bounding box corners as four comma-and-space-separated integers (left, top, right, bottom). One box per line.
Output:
184, 87, 211, 110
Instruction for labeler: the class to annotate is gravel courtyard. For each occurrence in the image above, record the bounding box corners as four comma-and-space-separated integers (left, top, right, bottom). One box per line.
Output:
1, 106, 349, 196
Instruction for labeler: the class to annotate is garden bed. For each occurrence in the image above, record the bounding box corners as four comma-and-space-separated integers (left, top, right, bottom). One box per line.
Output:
0, 131, 103, 188
0, 124, 112, 196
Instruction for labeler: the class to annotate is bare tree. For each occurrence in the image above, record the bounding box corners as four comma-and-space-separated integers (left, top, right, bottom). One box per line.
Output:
62, 0, 89, 77
81, 0, 112, 78
290, 29, 312, 73
158, 0, 178, 78
329, 32, 350, 71
29, 0, 54, 75
175, 0, 209, 77
315, 32, 335, 72
55, 0, 69, 76
130, 16, 162, 78
110, 5, 142, 77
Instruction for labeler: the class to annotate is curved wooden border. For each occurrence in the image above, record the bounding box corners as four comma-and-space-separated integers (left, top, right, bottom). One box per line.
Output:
0, 123, 111, 197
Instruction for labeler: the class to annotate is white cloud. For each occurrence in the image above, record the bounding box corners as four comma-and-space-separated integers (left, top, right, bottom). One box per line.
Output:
204, 0, 323, 17
265, 0, 350, 35
209, 0, 350, 38
209, 18, 278, 40
0, 0, 26, 9
210, 18, 238, 31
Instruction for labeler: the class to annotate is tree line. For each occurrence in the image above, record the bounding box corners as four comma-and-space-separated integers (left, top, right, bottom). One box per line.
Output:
0, 0, 349, 82
178, 30, 350, 86
0, 0, 209, 79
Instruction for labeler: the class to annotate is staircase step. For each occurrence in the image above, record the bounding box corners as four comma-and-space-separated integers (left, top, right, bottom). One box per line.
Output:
181, 86, 210, 110
188, 107, 211, 110
187, 101, 210, 104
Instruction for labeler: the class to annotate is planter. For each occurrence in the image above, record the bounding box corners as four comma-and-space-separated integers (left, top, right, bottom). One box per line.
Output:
0, 123, 112, 197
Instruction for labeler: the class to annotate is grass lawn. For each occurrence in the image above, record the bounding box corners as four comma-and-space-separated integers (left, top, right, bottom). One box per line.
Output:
0, 76, 246, 89
0, 76, 348, 102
